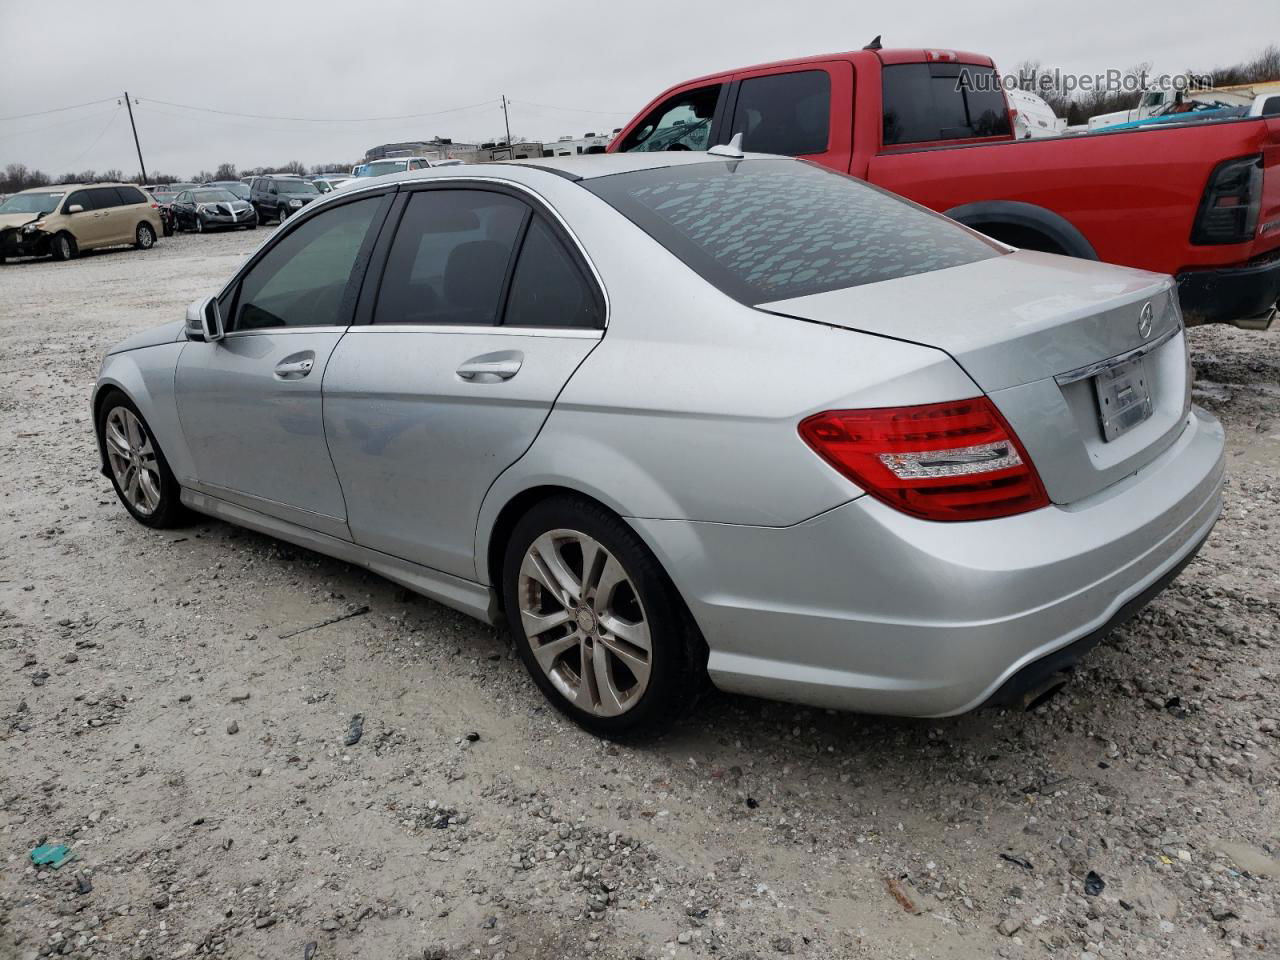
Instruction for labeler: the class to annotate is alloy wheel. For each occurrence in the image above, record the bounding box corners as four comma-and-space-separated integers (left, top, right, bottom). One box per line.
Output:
137, 224, 154, 248
517, 529, 652, 717
104, 407, 162, 516
195, 217, 203, 234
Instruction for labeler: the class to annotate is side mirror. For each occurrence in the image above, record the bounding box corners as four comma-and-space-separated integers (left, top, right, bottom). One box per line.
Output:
66, 204, 84, 214
185, 296, 225, 342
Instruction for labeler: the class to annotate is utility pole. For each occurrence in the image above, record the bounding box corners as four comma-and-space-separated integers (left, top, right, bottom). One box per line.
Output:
501, 95, 512, 149
122, 91, 148, 184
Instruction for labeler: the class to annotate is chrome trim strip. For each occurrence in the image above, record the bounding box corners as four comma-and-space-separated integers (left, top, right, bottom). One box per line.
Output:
344, 324, 602, 339
1053, 325, 1180, 386
216, 173, 611, 332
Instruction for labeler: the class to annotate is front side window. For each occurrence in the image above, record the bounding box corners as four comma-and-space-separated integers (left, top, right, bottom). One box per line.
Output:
586, 158, 1000, 305
64, 190, 92, 211
882, 63, 1012, 145
374, 189, 526, 325
618, 84, 721, 153
731, 70, 831, 155
504, 216, 602, 329
233, 196, 382, 330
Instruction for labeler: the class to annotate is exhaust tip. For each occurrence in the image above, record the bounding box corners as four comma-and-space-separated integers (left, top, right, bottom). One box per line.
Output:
1021, 674, 1069, 712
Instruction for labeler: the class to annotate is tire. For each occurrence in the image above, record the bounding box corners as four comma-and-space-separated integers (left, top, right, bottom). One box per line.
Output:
246, 223, 257, 230
194, 217, 204, 234
501, 495, 705, 738
135, 222, 156, 250
50, 233, 77, 261
162, 223, 174, 238
96, 392, 190, 529
277, 205, 289, 224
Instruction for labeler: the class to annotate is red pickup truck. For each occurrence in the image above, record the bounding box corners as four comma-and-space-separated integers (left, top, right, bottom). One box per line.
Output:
609, 46, 1280, 328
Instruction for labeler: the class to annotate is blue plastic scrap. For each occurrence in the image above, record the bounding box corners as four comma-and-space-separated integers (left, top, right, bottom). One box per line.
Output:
30, 844, 76, 869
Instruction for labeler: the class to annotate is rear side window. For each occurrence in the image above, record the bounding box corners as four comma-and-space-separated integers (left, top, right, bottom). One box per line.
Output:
504, 217, 602, 329
618, 84, 722, 153
233, 196, 382, 330
88, 187, 121, 209
115, 186, 147, 205
882, 63, 1012, 145
730, 70, 830, 155
586, 158, 1000, 305
374, 190, 527, 325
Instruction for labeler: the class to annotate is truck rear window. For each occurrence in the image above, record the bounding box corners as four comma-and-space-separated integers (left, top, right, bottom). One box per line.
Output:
882, 63, 1012, 145
585, 158, 1000, 305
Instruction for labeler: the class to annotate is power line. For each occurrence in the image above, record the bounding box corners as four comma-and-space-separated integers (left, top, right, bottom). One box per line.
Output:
0, 96, 119, 123
134, 96, 502, 124
511, 100, 630, 116
0, 107, 119, 141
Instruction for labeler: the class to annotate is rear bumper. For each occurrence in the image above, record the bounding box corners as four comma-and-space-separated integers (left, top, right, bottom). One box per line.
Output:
1176, 250, 1280, 328
631, 406, 1225, 717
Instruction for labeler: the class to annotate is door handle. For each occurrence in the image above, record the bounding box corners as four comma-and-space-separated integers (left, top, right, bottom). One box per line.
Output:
274, 356, 315, 380
456, 351, 523, 382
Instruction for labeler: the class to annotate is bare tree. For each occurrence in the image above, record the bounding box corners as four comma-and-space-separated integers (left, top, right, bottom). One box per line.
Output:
214, 162, 238, 181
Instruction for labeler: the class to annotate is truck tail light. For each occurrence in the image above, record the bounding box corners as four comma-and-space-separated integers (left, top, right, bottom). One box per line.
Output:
798, 398, 1049, 522
1192, 154, 1263, 245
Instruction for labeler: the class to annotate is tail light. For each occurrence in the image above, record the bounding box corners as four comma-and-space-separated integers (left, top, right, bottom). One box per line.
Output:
798, 398, 1049, 522
1191, 154, 1263, 245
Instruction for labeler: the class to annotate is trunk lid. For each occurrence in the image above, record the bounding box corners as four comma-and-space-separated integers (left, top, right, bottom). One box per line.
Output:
760, 251, 1191, 505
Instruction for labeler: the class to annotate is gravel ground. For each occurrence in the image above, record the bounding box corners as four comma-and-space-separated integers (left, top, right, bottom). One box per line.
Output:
1, 231, 1277, 960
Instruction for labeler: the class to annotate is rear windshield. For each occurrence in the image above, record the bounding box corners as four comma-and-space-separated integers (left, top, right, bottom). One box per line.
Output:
882, 63, 1012, 145
584, 159, 1000, 305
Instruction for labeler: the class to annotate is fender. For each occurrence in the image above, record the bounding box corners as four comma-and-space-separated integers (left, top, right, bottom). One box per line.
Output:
945, 200, 1099, 261
93, 342, 195, 483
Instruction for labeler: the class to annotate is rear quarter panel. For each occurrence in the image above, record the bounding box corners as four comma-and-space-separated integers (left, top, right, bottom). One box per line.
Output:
867, 119, 1280, 274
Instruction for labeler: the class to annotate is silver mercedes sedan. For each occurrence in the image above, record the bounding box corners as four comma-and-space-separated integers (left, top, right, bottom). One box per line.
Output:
93, 151, 1225, 736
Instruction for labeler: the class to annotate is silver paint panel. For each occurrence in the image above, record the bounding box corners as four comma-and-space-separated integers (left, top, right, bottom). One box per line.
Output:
324, 328, 599, 578
174, 330, 351, 532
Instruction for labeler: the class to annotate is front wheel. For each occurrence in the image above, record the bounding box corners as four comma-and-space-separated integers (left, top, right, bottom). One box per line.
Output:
135, 222, 156, 249
277, 205, 290, 223
50, 233, 77, 261
194, 217, 204, 234
97, 393, 189, 528
502, 496, 704, 737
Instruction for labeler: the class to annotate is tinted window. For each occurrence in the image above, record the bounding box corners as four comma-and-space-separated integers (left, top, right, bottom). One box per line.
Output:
88, 187, 122, 209
504, 217, 601, 329
374, 190, 526, 325
619, 84, 721, 152
882, 63, 1012, 145
586, 159, 1000, 305
115, 186, 147, 205
64, 191, 92, 211
234, 197, 381, 331
731, 70, 830, 155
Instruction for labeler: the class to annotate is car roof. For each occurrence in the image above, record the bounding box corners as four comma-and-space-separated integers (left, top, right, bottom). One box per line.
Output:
19, 182, 132, 193
366, 151, 784, 186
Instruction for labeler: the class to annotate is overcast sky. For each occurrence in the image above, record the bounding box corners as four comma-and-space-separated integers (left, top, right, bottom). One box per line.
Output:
2, 0, 1275, 178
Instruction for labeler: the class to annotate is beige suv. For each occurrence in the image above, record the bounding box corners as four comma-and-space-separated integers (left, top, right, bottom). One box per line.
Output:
0, 183, 163, 262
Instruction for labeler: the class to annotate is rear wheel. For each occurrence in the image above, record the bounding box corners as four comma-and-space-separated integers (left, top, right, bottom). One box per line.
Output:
135, 222, 156, 249
97, 393, 189, 528
50, 233, 77, 261
502, 495, 704, 737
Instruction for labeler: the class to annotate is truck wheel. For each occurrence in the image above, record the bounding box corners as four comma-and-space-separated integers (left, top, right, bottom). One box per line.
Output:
51, 233, 78, 261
